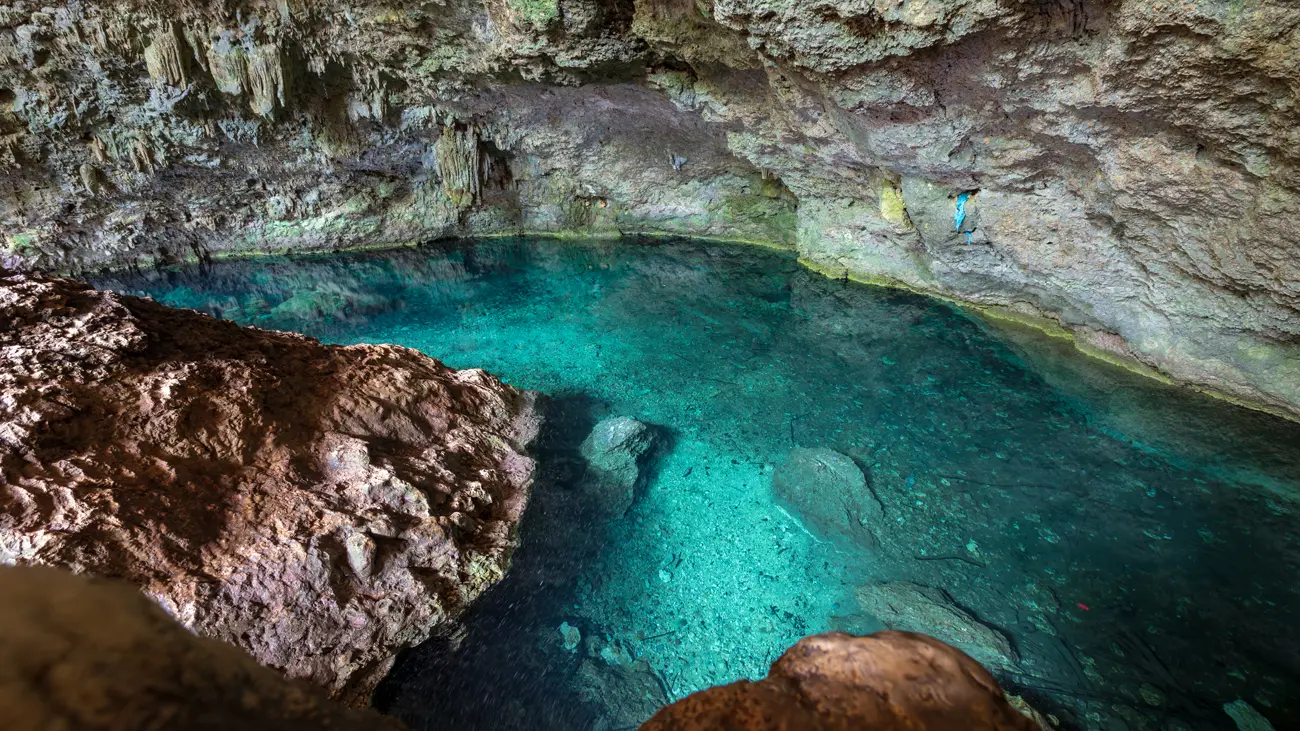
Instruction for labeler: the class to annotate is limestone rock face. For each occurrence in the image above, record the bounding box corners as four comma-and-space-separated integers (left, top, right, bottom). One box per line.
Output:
0, 565, 408, 731
0, 270, 541, 703
639, 631, 1040, 731
1, 0, 1298, 419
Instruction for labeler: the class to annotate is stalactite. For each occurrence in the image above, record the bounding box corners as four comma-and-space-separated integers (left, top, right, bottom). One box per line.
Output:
79, 163, 102, 195
246, 45, 289, 118
129, 137, 154, 173
434, 125, 480, 211
206, 38, 249, 96
0, 136, 18, 170
143, 23, 188, 87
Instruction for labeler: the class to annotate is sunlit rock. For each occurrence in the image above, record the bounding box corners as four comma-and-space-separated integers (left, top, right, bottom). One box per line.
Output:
0, 270, 541, 704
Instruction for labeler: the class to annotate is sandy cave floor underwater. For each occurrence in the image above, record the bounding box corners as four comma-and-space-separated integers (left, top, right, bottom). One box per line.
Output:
95, 237, 1300, 731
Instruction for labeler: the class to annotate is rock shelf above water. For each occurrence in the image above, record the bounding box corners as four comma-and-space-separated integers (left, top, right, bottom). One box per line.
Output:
0, 269, 542, 703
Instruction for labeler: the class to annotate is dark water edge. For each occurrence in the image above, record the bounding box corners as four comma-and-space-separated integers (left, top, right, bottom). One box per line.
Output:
93, 236, 1300, 731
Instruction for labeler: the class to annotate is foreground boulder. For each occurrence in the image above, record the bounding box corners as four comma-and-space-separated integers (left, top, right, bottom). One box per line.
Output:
0, 566, 407, 731
640, 631, 1040, 731
0, 271, 541, 703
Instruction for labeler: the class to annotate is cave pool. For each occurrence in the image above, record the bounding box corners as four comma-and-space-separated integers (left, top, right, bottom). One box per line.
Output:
94, 236, 1300, 731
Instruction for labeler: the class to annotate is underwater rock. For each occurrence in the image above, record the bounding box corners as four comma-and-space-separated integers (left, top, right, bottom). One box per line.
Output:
0, 565, 407, 731
580, 416, 662, 516
639, 631, 1039, 731
559, 621, 582, 652
577, 655, 670, 731
1224, 700, 1278, 731
772, 447, 882, 547
855, 583, 1018, 672
0, 271, 541, 704
1004, 694, 1057, 731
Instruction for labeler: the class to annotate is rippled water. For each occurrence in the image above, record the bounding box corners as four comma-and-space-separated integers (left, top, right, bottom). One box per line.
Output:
96, 237, 1300, 731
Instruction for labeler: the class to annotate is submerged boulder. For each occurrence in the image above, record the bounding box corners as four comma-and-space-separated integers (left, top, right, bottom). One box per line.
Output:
640, 631, 1040, 731
0, 566, 407, 731
855, 582, 1019, 672
580, 416, 662, 516
772, 447, 882, 547
0, 271, 541, 703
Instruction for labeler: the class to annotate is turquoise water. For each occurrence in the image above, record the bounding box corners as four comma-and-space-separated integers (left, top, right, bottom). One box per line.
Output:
95, 238, 1300, 731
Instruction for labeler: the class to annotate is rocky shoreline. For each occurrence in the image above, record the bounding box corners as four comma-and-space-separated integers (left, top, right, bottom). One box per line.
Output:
0, 269, 541, 702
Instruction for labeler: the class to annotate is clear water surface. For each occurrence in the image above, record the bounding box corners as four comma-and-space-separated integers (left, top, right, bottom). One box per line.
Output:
95, 237, 1300, 731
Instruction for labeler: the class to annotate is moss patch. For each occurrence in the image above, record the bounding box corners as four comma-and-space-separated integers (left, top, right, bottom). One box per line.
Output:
507, 0, 560, 30
879, 180, 911, 229
5, 232, 38, 256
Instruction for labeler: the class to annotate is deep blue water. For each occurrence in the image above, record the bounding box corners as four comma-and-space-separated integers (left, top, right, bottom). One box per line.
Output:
95, 237, 1300, 731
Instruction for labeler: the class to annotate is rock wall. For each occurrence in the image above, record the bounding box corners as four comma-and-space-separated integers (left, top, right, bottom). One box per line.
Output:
0, 269, 541, 703
0, 0, 1296, 418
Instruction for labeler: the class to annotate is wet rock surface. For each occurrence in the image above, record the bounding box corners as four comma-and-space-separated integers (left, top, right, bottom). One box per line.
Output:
0, 0, 1296, 418
0, 565, 408, 731
640, 631, 1041, 731
0, 270, 541, 702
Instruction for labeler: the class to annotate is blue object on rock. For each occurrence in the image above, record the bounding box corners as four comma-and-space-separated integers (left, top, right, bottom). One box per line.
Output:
954, 192, 974, 244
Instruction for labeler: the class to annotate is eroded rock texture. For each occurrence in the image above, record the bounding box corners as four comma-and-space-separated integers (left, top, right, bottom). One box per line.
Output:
0, 1, 1296, 417
639, 631, 1041, 731
0, 566, 408, 731
0, 270, 541, 702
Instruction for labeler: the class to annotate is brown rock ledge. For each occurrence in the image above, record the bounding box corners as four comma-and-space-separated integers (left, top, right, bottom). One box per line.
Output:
0, 270, 541, 704
641, 631, 1042, 731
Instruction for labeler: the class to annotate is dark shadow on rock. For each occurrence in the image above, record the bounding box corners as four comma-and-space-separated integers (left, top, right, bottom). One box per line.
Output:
374, 393, 664, 731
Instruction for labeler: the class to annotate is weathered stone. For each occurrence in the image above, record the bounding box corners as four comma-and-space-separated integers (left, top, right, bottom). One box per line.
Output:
0, 0, 1297, 420
579, 416, 661, 516
639, 631, 1040, 731
0, 565, 408, 731
855, 582, 1019, 672
772, 447, 881, 548
0, 270, 541, 704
